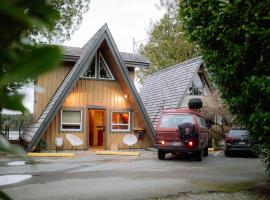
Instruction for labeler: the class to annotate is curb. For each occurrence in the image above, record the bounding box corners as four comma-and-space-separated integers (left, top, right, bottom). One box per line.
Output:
96, 151, 140, 156
27, 153, 75, 157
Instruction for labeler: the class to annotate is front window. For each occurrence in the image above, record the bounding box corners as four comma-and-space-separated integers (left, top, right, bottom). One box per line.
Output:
159, 114, 194, 128
111, 111, 130, 132
229, 129, 249, 137
61, 110, 82, 131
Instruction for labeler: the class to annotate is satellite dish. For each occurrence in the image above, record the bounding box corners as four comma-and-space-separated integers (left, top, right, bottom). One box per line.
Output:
123, 134, 137, 146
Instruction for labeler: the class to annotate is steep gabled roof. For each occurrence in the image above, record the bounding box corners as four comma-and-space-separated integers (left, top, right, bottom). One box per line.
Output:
21, 24, 155, 151
140, 57, 203, 128
61, 46, 150, 68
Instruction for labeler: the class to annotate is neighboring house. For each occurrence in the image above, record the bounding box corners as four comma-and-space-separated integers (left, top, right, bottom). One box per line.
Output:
20, 24, 155, 151
140, 57, 212, 129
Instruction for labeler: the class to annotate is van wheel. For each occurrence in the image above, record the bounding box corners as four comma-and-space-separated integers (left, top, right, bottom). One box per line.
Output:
203, 147, 208, 157
225, 149, 231, 157
158, 151, 165, 160
195, 150, 203, 161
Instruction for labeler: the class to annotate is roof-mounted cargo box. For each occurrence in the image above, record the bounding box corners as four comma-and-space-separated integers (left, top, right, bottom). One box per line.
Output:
188, 98, 202, 109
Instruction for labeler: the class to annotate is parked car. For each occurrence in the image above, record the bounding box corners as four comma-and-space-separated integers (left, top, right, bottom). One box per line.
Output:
155, 98, 210, 161
224, 129, 255, 156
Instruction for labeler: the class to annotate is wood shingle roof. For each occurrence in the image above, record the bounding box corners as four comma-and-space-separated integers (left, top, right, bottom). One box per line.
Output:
140, 57, 203, 128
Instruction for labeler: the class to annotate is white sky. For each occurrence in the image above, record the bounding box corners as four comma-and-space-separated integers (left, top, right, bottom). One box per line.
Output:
64, 0, 164, 52
3, 0, 164, 114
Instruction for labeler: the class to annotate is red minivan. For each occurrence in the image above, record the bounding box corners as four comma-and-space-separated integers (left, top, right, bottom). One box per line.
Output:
155, 98, 210, 161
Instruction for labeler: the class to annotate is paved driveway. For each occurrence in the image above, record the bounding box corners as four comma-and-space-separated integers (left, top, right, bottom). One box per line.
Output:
0, 151, 268, 200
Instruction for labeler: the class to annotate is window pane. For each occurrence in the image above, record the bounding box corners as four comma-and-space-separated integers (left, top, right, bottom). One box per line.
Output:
99, 55, 112, 79
112, 113, 129, 124
62, 110, 81, 123
160, 114, 194, 128
62, 124, 81, 130
83, 57, 96, 78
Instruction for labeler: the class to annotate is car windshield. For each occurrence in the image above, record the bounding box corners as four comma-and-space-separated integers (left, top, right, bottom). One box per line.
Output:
159, 114, 194, 128
228, 129, 249, 137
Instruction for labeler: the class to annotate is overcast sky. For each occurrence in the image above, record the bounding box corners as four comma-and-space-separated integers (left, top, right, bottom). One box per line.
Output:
65, 0, 165, 52
3, 0, 164, 114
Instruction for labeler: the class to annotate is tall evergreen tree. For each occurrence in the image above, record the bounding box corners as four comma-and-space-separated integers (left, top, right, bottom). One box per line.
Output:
139, 0, 198, 80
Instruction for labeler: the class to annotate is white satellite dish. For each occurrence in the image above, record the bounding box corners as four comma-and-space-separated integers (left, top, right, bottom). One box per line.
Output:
123, 134, 137, 146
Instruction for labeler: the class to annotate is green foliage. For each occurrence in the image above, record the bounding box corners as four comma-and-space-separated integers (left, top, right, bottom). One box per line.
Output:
0, 0, 62, 112
0, 1, 63, 197
32, 0, 90, 43
1, 114, 33, 132
179, 0, 270, 176
139, 0, 199, 79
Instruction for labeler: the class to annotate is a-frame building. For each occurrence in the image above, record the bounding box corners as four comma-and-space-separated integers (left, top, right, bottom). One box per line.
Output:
21, 24, 155, 151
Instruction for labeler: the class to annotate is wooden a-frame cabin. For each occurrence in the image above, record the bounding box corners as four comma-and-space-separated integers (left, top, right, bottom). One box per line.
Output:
20, 24, 155, 151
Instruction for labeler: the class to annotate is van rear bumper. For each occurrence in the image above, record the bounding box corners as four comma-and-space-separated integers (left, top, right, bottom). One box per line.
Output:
155, 144, 201, 152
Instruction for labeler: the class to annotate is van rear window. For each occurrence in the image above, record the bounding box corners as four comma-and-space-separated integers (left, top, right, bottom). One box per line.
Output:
159, 114, 194, 128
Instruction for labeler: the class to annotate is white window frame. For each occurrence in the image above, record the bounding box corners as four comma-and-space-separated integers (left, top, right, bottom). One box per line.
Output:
98, 52, 114, 80
61, 109, 83, 132
81, 55, 97, 79
111, 111, 130, 132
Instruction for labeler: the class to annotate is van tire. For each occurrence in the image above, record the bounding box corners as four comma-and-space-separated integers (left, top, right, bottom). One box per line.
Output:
225, 149, 230, 157
195, 150, 203, 161
203, 147, 208, 157
158, 151, 165, 160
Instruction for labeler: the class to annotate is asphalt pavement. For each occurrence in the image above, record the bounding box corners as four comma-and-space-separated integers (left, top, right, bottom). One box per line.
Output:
0, 150, 269, 200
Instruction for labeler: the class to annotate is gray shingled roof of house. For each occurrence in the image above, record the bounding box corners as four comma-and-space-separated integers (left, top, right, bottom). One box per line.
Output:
21, 24, 155, 151
140, 57, 203, 128
61, 46, 150, 68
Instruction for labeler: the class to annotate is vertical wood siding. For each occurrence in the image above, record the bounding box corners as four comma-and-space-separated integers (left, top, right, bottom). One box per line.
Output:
33, 64, 72, 121
42, 79, 152, 150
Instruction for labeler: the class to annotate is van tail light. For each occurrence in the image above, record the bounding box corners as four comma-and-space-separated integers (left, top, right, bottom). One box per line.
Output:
157, 140, 165, 145
225, 137, 233, 143
188, 141, 193, 147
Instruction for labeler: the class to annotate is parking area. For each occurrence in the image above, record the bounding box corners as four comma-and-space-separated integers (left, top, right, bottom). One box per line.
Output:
0, 150, 269, 200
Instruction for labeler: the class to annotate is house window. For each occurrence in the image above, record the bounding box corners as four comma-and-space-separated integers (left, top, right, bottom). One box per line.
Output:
61, 110, 82, 131
99, 53, 114, 79
111, 111, 130, 132
82, 56, 96, 78
81, 52, 114, 80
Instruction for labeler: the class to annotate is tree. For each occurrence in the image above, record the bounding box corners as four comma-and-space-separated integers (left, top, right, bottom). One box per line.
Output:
139, 0, 199, 80
202, 91, 233, 147
179, 0, 270, 176
32, 0, 90, 43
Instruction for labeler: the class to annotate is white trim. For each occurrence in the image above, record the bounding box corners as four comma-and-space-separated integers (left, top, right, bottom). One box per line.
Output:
111, 111, 130, 132
61, 109, 83, 132
99, 52, 115, 80
81, 55, 97, 79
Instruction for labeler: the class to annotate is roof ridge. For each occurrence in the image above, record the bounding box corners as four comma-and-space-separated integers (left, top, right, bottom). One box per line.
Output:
146, 56, 202, 78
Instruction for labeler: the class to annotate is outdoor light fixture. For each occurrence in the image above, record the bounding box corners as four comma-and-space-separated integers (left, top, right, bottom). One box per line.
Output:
124, 94, 128, 99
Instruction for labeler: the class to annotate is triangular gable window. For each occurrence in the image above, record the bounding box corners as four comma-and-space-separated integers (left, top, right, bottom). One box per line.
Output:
81, 52, 114, 80
99, 53, 114, 80
82, 56, 96, 78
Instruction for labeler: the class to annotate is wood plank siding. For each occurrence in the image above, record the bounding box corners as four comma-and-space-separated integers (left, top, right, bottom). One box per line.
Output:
33, 63, 72, 121
41, 79, 151, 150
